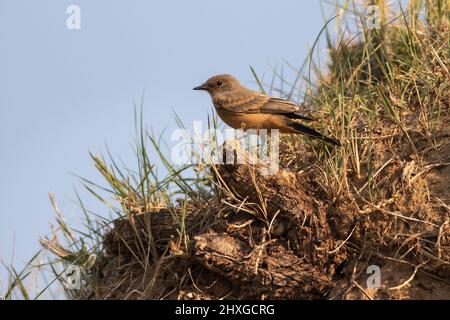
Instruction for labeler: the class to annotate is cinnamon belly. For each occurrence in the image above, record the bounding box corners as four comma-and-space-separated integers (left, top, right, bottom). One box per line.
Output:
215, 107, 295, 133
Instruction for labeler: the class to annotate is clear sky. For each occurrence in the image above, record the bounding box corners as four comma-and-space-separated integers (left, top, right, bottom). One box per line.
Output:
0, 0, 334, 288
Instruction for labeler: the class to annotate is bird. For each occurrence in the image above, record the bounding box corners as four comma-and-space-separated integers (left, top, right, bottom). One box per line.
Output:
193, 74, 340, 146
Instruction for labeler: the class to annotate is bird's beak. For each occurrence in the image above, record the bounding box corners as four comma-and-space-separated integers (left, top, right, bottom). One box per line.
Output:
193, 84, 208, 91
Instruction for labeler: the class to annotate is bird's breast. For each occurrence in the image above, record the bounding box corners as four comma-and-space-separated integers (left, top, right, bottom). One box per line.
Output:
214, 106, 287, 131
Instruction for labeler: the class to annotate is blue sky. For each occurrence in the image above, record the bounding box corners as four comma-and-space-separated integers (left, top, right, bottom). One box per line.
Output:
0, 0, 335, 288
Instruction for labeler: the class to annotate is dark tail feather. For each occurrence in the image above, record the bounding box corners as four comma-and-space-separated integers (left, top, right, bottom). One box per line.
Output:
289, 121, 341, 146
286, 112, 317, 122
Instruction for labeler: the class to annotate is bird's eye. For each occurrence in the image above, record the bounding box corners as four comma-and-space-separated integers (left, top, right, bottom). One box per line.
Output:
216, 81, 223, 87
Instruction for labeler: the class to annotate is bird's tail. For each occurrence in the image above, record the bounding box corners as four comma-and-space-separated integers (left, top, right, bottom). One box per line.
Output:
288, 121, 341, 146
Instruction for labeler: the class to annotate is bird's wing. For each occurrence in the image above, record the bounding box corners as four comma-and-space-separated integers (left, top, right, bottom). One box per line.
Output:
253, 97, 317, 121
214, 91, 269, 113
259, 97, 300, 114
217, 93, 315, 121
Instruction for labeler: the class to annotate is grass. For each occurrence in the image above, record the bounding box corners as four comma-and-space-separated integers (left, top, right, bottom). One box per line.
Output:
2, 0, 449, 299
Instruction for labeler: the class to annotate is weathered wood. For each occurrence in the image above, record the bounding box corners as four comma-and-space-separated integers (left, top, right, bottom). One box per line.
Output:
217, 164, 347, 266
194, 230, 332, 299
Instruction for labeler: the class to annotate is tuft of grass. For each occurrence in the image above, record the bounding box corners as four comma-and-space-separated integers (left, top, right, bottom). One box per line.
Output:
34, 101, 209, 298
296, 0, 450, 199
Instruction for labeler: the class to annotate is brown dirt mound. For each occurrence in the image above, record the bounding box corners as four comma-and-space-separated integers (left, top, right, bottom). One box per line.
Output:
78, 115, 450, 300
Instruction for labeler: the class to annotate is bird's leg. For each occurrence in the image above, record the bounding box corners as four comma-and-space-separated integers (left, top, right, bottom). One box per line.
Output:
255, 128, 269, 166
265, 129, 281, 176
256, 129, 261, 160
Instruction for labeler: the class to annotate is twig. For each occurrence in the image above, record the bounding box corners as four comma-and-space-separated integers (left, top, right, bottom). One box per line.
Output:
329, 225, 356, 254
352, 280, 374, 300
353, 186, 439, 228
409, 162, 450, 184
358, 159, 393, 193
388, 262, 426, 291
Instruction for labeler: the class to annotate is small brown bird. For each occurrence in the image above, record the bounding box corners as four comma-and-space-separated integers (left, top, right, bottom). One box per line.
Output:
194, 74, 340, 146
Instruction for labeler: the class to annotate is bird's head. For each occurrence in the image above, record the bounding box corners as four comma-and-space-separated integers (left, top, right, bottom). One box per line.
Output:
193, 74, 242, 95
